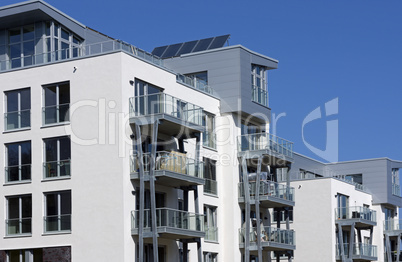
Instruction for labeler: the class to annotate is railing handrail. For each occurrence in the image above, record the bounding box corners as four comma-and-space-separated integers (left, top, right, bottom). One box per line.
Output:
176, 73, 215, 95
43, 159, 71, 164
239, 180, 294, 189
44, 214, 71, 219
238, 132, 293, 145
130, 151, 201, 163
4, 109, 31, 114
42, 103, 70, 109
132, 207, 203, 216
5, 163, 31, 169
130, 93, 202, 112
6, 217, 32, 221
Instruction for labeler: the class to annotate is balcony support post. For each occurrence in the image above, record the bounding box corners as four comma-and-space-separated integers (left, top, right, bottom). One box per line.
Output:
255, 156, 263, 262
337, 225, 346, 261
183, 242, 188, 262
241, 155, 250, 262
134, 124, 145, 262
349, 223, 355, 260
385, 233, 392, 262
149, 121, 159, 262
397, 235, 401, 262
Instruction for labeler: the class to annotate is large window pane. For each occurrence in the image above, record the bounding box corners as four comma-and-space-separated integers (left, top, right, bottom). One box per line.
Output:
43, 83, 70, 125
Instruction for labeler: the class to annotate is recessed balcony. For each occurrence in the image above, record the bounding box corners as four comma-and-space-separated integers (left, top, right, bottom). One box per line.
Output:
336, 243, 377, 261
129, 93, 204, 137
239, 226, 295, 251
238, 181, 295, 208
131, 208, 205, 239
130, 151, 204, 187
335, 206, 377, 227
384, 219, 402, 236
238, 133, 293, 165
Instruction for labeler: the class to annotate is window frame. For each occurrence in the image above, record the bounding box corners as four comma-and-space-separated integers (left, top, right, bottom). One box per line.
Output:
5, 140, 32, 184
4, 88, 31, 131
43, 136, 71, 180
42, 82, 70, 126
44, 190, 72, 233
6, 194, 32, 236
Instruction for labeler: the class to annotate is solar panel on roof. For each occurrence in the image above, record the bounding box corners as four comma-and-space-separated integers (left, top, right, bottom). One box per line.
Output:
209, 34, 230, 49
192, 37, 214, 52
151, 34, 230, 59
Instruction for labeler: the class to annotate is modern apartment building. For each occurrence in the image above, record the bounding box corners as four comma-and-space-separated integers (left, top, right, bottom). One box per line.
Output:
0, 1, 400, 262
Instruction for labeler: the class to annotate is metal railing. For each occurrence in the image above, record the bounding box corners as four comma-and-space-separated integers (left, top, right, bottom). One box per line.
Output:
205, 226, 218, 242
42, 103, 70, 125
130, 151, 203, 178
203, 131, 216, 149
129, 93, 203, 126
238, 181, 295, 202
204, 178, 218, 195
252, 85, 268, 107
43, 160, 71, 178
6, 218, 31, 235
384, 219, 402, 231
336, 243, 377, 258
176, 74, 214, 95
335, 206, 376, 223
44, 214, 71, 232
239, 226, 295, 246
333, 175, 369, 193
0, 40, 164, 72
4, 109, 30, 130
5, 164, 31, 183
131, 208, 204, 233
238, 133, 293, 158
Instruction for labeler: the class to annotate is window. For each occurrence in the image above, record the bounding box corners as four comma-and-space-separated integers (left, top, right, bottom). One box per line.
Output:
392, 168, 401, 196
43, 137, 71, 179
299, 169, 321, 180
43, 82, 70, 125
44, 191, 71, 232
203, 252, 218, 262
132, 79, 162, 116
8, 25, 35, 68
183, 71, 210, 92
5, 88, 30, 130
251, 64, 268, 106
240, 122, 266, 151
6, 195, 31, 235
336, 193, 349, 219
273, 207, 293, 223
203, 112, 216, 149
5, 141, 31, 183
204, 205, 218, 242
277, 168, 289, 182
203, 158, 217, 196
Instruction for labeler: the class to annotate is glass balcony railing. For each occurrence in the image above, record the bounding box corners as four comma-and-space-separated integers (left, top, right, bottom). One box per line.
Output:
43, 160, 71, 179
204, 178, 218, 196
384, 219, 402, 231
130, 151, 203, 178
131, 208, 204, 233
392, 183, 401, 196
129, 93, 203, 126
6, 218, 32, 235
238, 181, 295, 202
238, 133, 293, 158
4, 109, 30, 130
252, 85, 269, 107
5, 164, 31, 183
205, 226, 218, 242
176, 74, 214, 95
336, 243, 377, 259
335, 206, 376, 223
44, 214, 71, 233
203, 131, 216, 149
0, 40, 164, 72
239, 226, 295, 246
42, 103, 70, 125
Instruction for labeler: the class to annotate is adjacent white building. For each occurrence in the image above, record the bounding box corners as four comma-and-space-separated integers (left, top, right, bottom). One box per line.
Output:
0, 1, 400, 262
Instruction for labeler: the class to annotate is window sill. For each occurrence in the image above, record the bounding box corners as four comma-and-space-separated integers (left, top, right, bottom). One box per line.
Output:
41, 122, 70, 129
42, 176, 71, 182
202, 145, 217, 152
203, 192, 219, 198
42, 231, 71, 236
4, 233, 32, 239
204, 239, 219, 244
4, 180, 31, 186
3, 127, 31, 133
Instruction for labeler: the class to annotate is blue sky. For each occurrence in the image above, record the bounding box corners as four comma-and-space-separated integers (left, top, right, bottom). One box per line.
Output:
6, 0, 402, 163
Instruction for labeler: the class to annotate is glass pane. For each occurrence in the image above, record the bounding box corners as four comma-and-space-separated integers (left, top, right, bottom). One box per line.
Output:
23, 25, 34, 41
61, 42, 69, 59
20, 89, 31, 110
8, 250, 20, 262
44, 86, 57, 106
59, 83, 70, 104
59, 137, 71, 160
59, 103, 70, 122
7, 166, 19, 182
45, 22, 51, 36
6, 91, 18, 112
46, 194, 58, 216
8, 197, 19, 219
61, 29, 69, 41
21, 141, 31, 165
60, 191, 71, 214
10, 44, 21, 68
21, 164, 31, 180
21, 196, 32, 218
9, 28, 21, 43
44, 106, 57, 124
23, 41, 35, 66
7, 143, 19, 166
45, 139, 57, 162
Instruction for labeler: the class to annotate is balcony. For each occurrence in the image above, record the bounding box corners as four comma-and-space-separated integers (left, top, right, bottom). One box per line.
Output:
176, 74, 214, 95
130, 151, 204, 187
6, 218, 31, 236
204, 178, 218, 196
44, 214, 71, 233
43, 160, 71, 179
238, 181, 295, 208
5, 164, 31, 183
252, 85, 269, 107
336, 243, 377, 261
239, 226, 295, 251
335, 206, 377, 227
205, 226, 218, 242
131, 208, 205, 239
4, 109, 30, 131
384, 219, 402, 236
238, 133, 293, 165
129, 93, 204, 137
